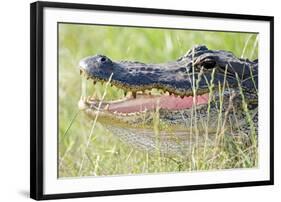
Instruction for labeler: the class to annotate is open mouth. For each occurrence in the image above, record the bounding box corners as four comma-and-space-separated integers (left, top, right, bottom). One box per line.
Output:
79, 71, 209, 115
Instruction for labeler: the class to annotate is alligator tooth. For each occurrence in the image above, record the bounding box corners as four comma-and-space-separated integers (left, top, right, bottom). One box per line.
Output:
126, 91, 132, 98
118, 112, 127, 116
132, 92, 137, 99
86, 96, 91, 102
151, 88, 158, 95
113, 111, 118, 114
91, 92, 97, 100
78, 97, 88, 110
104, 104, 109, 110
140, 109, 146, 113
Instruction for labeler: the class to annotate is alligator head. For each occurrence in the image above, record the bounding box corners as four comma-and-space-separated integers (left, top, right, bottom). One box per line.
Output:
78, 45, 258, 155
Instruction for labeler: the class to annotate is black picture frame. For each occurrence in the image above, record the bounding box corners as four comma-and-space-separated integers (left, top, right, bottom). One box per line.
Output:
30, 1, 274, 200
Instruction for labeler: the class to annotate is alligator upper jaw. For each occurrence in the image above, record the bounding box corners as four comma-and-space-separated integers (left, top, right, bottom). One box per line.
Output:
79, 67, 211, 114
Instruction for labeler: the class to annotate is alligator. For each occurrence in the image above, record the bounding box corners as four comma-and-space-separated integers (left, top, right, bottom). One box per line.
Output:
78, 45, 258, 155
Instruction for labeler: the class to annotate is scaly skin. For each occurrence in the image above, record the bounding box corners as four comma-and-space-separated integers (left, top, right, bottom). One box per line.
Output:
78, 45, 258, 155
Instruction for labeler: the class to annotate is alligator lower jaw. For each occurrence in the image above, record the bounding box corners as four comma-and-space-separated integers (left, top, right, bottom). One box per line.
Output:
79, 91, 209, 115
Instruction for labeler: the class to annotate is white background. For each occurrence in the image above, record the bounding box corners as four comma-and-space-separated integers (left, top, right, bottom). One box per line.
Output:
0, 0, 279, 201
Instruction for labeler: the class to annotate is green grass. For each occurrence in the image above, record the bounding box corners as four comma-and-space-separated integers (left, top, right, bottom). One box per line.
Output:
58, 23, 258, 177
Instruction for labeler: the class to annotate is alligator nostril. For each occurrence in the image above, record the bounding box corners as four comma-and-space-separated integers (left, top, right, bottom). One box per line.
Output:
79, 59, 88, 70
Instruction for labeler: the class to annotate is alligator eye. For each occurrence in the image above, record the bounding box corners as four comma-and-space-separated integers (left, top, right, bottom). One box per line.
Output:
201, 58, 216, 69
99, 56, 107, 63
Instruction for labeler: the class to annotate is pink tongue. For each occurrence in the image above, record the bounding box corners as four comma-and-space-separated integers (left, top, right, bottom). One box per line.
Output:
108, 94, 209, 113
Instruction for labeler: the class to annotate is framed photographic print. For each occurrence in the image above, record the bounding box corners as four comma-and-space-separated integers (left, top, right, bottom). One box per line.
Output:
30, 1, 274, 200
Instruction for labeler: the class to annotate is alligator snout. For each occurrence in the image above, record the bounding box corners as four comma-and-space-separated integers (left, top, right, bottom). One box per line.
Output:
80, 55, 113, 76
